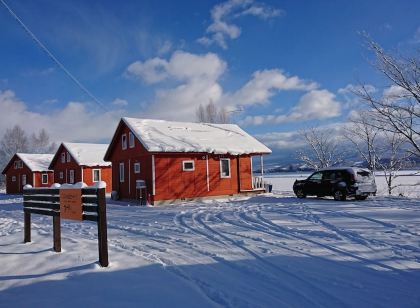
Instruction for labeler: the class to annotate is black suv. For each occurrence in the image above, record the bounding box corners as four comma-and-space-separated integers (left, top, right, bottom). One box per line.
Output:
293, 167, 377, 201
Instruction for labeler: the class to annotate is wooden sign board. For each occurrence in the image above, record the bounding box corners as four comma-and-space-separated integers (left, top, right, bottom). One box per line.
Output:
60, 189, 83, 220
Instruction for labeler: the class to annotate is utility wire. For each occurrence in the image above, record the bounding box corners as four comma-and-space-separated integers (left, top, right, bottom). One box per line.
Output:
0, 0, 108, 111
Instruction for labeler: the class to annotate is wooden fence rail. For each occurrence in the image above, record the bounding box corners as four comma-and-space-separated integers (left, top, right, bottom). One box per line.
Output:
22, 187, 108, 267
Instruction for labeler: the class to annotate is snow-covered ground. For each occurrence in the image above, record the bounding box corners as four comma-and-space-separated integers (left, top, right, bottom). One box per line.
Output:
1, 174, 420, 307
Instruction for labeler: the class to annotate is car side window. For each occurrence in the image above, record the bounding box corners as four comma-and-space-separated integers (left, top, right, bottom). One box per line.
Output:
334, 171, 343, 180
322, 171, 334, 181
308, 172, 322, 181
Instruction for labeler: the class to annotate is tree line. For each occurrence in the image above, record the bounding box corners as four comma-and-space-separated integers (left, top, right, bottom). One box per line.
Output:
0, 125, 56, 185
297, 35, 420, 195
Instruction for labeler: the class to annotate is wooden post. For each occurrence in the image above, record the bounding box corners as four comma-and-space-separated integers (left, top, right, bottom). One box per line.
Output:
24, 211, 31, 243
53, 215, 61, 252
97, 188, 109, 267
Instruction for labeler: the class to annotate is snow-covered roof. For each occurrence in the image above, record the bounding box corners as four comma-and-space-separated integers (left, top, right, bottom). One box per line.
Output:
122, 117, 272, 155
63, 143, 111, 167
16, 153, 54, 172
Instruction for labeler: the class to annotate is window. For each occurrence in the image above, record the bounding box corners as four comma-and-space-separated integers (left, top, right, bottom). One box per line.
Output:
19, 161, 23, 168
61, 152, 65, 163
66, 152, 71, 162
59, 171, 64, 179
122, 134, 127, 150
22, 174, 26, 186
308, 172, 322, 182
42, 173, 48, 184
119, 163, 125, 182
182, 160, 195, 171
134, 163, 140, 174
92, 169, 101, 182
220, 158, 231, 178
129, 132, 135, 148
69, 170, 75, 184
12, 176, 16, 182
14, 161, 17, 169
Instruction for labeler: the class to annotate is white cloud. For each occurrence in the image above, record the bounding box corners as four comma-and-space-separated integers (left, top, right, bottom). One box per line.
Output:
0, 90, 126, 143
126, 58, 169, 84
254, 131, 304, 149
338, 83, 376, 95
126, 51, 321, 121
382, 85, 410, 99
198, 0, 283, 49
112, 98, 129, 107
224, 69, 317, 107
241, 89, 341, 126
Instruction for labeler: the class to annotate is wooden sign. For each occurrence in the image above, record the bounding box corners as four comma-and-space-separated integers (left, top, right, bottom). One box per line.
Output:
60, 189, 83, 220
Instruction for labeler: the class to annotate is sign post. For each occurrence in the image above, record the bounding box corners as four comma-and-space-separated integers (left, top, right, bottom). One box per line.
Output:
22, 186, 109, 267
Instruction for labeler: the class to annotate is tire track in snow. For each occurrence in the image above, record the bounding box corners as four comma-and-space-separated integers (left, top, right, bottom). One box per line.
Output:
192, 210, 347, 308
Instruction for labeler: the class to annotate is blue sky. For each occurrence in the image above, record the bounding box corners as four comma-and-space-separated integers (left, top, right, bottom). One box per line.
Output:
0, 0, 419, 160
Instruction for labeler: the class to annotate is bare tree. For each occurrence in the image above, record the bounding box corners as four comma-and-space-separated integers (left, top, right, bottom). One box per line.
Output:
196, 102, 231, 124
297, 127, 345, 170
30, 129, 57, 154
0, 125, 29, 185
353, 35, 420, 157
344, 110, 381, 171
0, 125, 29, 159
376, 132, 412, 195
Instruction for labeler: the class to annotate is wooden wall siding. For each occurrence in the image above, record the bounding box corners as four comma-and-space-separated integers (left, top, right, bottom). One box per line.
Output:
4, 155, 54, 194
52, 145, 82, 184
51, 145, 112, 192
33, 172, 54, 188
107, 122, 153, 200
5, 163, 32, 194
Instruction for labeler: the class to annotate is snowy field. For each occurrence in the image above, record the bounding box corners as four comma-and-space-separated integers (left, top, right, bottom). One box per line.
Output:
1, 174, 420, 307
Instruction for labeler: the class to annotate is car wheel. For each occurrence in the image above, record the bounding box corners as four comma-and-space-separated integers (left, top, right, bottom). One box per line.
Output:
296, 188, 306, 198
333, 190, 346, 201
355, 195, 368, 201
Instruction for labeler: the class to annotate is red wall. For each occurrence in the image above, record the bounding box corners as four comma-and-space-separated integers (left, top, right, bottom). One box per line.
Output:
106, 121, 255, 204
33, 172, 54, 188
154, 153, 253, 201
51, 145, 112, 192
106, 123, 153, 200
4, 155, 53, 194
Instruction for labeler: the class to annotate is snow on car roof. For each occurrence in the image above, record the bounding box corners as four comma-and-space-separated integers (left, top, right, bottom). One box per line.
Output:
16, 153, 54, 172
63, 143, 111, 167
122, 117, 272, 155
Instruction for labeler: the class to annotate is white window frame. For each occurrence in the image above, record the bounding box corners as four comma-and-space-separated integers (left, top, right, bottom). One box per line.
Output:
69, 169, 75, 184
66, 152, 71, 163
119, 162, 125, 182
134, 162, 140, 174
61, 152, 65, 163
122, 134, 127, 150
12, 176, 16, 182
220, 158, 231, 178
59, 171, 64, 179
129, 132, 135, 148
22, 174, 27, 186
14, 161, 17, 169
182, 160, 195, 171
92, 169, 101, 182
42, 173, 48, 184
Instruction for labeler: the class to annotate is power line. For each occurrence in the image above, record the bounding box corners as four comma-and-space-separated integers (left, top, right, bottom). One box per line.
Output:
0, 0, 108, 111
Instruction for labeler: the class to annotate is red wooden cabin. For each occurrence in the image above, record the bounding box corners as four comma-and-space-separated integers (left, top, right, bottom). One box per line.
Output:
49, 143, 112, 193
104, 117, 271, 204
2, 153, 54, 194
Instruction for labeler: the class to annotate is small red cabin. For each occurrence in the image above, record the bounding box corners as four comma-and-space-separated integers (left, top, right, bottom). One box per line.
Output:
104, 117, 271, 204
2, 153, 54, 194
49, 143, 112, 193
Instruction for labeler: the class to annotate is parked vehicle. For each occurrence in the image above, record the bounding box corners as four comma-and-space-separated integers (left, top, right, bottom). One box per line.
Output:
293, 167, 377, 201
